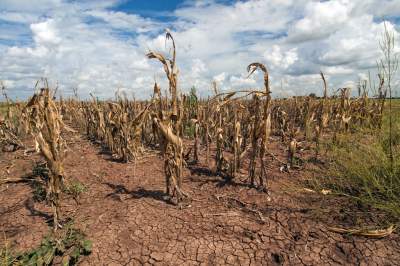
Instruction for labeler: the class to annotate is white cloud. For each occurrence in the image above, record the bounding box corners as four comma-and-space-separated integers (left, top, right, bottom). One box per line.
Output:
322, 66, 354, 75
0, 11, 38, 23
30, 19, 61, 45
190, 58, 207, 78
0, 0, 62, 12
213, 72, 226, 84
351, 0, 400, 18
358, 73, 369, 81
264, 45, 298, 69
317, 16, 389, 67
229, 74, 256, 88
2, 79, 15, 87
0, 0, 399, 99
288, 0, 351, 42
86, 10, 159, 33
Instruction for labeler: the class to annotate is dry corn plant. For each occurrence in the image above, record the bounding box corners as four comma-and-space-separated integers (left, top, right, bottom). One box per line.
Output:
248, 93, 263, 186
339, 87, 351, 132
213, 91, 230, 179
0, 82, 24, 151
107, 97, 149, 162
61, 88, 86, 130
181, 89, 200, 162
78, 92, 150, 163
357, 80, 370, 128
314, 72, 330, 158
302, 96, 315, 140
206, 69, 276, 185
374, 74, 386, 129
0, 115, 24, 152
230, 109, 243, 179
207, 88, 252, 182
288, 100, 303, 167
1, 82, 13, 124
86, 94, 106, 142
147, 30, 188, 204
246, 63, 271, 192
197, 86, 219, 168
23, 86, 69, 231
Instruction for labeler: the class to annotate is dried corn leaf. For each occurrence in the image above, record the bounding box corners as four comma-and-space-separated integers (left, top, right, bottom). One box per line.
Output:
328, 225, 396, 238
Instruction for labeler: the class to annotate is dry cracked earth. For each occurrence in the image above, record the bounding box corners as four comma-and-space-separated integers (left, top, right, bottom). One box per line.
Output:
1, 131, 399, 265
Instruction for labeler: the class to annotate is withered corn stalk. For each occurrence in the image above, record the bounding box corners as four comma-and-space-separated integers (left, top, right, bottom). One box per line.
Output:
147, 30, 188, 203
78, 92, 149, 162
24, 87, 68, 231
0, 117, 24, 152
247, 63, 271, 192
0, 82, 24, 151
1, 82, 13, 123
287, 127, 298, 167
373, 74, 386, 129
211, 91, 247, 181
314, 72, 330, 158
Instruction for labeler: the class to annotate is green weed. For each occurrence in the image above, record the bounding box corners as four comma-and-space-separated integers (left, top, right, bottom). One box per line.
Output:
0, 223, 92, 266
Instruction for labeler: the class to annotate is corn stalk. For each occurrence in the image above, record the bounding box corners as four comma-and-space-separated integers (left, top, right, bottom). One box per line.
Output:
24, 87, 68, 231
147, 31, 188, 204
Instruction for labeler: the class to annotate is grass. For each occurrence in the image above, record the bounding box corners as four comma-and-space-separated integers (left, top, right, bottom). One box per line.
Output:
315, 99, 400, 222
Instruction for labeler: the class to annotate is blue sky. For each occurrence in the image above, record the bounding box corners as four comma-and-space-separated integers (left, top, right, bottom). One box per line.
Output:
115, 0, 184, 17
114, 0, 239, 17
0, 0, 399, 99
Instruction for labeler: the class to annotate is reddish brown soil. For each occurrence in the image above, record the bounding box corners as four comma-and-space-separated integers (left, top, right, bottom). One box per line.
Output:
1, 132, 399, 265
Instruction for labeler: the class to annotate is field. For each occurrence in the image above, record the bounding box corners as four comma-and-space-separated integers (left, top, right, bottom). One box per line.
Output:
1, 35, 399, 265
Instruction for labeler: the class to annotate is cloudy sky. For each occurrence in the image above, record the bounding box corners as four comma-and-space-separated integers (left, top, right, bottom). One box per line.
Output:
0, 0, 399, 99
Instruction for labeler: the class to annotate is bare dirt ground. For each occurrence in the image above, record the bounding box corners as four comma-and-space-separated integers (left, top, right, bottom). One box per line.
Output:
1, 130, 399, 265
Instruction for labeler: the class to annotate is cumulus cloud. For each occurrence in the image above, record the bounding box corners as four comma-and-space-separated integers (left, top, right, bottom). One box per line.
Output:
190, 58, 207, 78
288, 0, 351, 43
30, 19, 61, 45
0, 0, 399, 99
229, 74, 256, 88
213, 72, 226, 84
264, 45, 298, 69
85, 10, 160, 33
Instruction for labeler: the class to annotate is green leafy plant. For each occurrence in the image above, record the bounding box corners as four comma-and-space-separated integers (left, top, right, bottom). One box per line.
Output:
64, 179, 87, 204
31, 162, 49, 202
1, 224, 92, 266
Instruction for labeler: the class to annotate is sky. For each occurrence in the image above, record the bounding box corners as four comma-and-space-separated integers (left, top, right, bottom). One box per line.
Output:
0, 0, 400, 100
